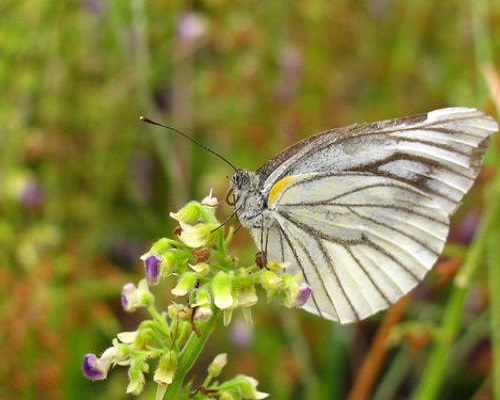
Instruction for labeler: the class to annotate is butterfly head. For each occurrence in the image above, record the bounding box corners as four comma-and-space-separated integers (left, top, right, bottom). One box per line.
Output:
227, 170, 268, 228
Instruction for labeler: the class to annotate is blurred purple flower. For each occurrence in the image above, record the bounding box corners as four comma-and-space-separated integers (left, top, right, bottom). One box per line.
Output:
276, 45, 303, 102
176, 12, 207, 42
279, 45, 302, 79
452, 210, 480, 245
21, 178, 43, 209
364, 0, 390, 18
131, 154, 154, 203
230, 319, 253, 348
81, 0, 105, 15
108, 237, 144, 269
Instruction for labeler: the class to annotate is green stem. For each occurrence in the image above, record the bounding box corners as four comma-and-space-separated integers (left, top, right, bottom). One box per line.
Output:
413, 172, 500, 399
488, 217, 500, 398
148, 306, 170, 337
280, 312, 319, 399
163, 308, 221, 398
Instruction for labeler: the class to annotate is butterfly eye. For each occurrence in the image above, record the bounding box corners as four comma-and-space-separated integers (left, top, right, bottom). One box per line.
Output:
226, 189, 236, 206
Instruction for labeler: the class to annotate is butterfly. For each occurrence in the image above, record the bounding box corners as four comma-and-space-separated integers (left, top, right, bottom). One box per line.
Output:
228, 107, 498, 324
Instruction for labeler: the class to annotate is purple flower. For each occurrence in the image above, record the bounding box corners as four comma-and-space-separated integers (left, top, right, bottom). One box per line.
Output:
143, 254, 162, 285
121, 280, 153, 312
83, 354, 104, 380
121, 283, 137, 311
295, 283, 312, 306
82, 349, 115, 381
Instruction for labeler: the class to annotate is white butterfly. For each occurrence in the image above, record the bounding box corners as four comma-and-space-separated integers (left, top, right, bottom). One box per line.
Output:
229, 107, 498, 324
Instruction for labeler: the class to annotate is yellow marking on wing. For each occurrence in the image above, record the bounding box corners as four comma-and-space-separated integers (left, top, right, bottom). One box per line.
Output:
268, 176, 297, 205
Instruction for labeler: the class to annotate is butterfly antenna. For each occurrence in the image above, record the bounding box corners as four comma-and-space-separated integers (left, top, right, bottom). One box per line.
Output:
211, 208, 239, 232
140, 116, 238, 172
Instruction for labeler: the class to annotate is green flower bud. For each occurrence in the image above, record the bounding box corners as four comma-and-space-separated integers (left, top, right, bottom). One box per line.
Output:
238, 375, 268, 399
111, 338, 132, 365
137, 279, 154, 306
220, 391, 236, 400
219, 375, 268, 399
170, 201, 219, 247
126, 357, 148, 395
154, 350, 178, 386
259, 270, 281, 291
171, 272, 199, 296
212, 272, 234, 309
181, 222, 219, 248
190, 261, 209, 274
161, 252, 178, 276
234, 270, 258, 307
116, 331, 137, 344
208, 353, 227, 378
170, 201, 201, 224
149, 238, 176, 253
191, 286, 211, 307
126, 375, 145, 396
134, 325, 159, 351
267, 260, 285, 273
281, 273, 304, 307
237, 285, 258, 308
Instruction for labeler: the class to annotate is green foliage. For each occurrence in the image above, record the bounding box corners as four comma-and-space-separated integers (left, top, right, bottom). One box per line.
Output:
1, 0, 499, 399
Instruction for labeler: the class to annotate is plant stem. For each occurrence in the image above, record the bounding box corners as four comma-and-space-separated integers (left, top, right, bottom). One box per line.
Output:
488, 214, 500, 399
163, 308, 221, 398
348, 294, 411, 400
413, 172, 500, 400
280, 312, 319, 399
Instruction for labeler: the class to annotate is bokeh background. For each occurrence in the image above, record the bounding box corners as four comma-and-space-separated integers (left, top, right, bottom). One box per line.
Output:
1, 1, 499, 399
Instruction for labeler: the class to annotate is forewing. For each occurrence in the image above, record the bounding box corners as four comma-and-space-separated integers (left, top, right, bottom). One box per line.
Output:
260, 107, 497, 215
258, 173, 453, 323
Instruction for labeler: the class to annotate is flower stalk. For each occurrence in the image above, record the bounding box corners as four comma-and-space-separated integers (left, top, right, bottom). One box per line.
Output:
83, 195, 311, 398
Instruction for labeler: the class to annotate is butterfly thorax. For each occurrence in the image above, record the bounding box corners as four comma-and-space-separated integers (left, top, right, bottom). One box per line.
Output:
229, 170, 270, 229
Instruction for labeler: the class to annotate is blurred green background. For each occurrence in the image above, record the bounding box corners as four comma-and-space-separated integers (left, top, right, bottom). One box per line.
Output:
1, 1, 499, 399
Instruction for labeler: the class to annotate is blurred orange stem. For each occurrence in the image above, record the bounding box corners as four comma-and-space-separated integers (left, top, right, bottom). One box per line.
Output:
347, 294, 411, 400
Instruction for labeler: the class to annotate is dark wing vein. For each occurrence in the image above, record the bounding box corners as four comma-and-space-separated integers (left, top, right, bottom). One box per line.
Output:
274, 222, 336, 319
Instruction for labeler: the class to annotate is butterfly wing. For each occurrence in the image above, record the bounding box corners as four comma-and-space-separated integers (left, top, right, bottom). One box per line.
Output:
252, 108, 497, 323
259, 108, 496, 214
259, 172, 448, 323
